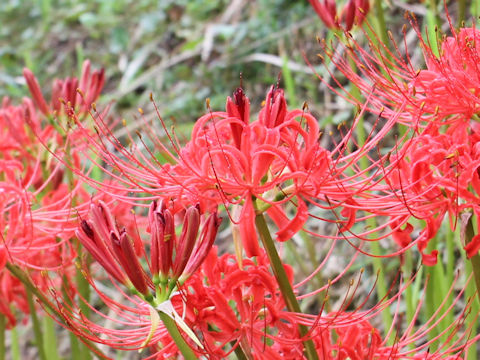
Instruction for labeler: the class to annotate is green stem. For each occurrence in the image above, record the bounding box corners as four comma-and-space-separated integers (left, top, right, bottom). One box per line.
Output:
6, 263, 109, 360
369, 240, 393, 337
403, 249, 415, 349
43, 316, 60, 360
75, 245, 92, 360
26, 287, 47, 360
463, 214, 480, 360
254, 212, 319, 360
466, 216, 480, 303
232, 342, 249, 360
299, 231, 330, 312
11, 326, 20, 360
473, 0, 480, 19
373, 0, 390, 50
425, 0, 440, 57
158, 311, 197, 360
69, 331, 82, 360
0, 315, 5, 360
458, 0, 467, 26
356, 99, 394, 338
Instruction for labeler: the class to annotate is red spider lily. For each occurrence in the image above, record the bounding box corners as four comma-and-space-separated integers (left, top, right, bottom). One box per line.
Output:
0, 271, 29, 327
183, 248, 305, 359
66, 85, 405, 260
23, 60, 104, 117
314, 11, 480, 262
308, 0, 370, 31
0, 96, 105, 326
47, 245, 477, 359
35, 204, 219, 359
300, 269, 479, 358
76, 200, 220, 300
379, 118, 480, 262
318, 11, 480, 127
411, 26, 480, 122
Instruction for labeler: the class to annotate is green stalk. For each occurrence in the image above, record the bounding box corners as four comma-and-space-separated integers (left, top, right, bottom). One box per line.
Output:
69, 331, 82, 360
437, 220, 455, 346
403, 249, 414, 328
425, 0, 440, 57
465, 216, 480, 303
0, 315, 5, 360
158, 311, 197, 360
26, 287, 47, 360
459, 215, 479, 360
424, 236, 449, 350
6, 263, 109, 360
299, 231, 330, 312
356, 104, 393, 338
473, 0, 480, 18
232, 341, 249, 360
281, 55, 298, 109
10, 326, 20, 360
75, 246, 92, 360
458, 0, 467, 26
254, 212, 319, 360
463, 249, 479, 360
43, 316, 60, 360
373, 0, 390, 51
369, 237, 393, 337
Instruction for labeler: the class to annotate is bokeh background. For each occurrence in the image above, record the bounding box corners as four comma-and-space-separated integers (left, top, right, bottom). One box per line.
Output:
1, 1, 480, 358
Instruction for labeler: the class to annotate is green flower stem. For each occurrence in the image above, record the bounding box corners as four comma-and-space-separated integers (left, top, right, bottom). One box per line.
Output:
425, 0, 440, 57
69, 331, 82, 360
403, 249, 415, 350
458, 0, 467, 26
438, 221, 455, 346
465, 259, 480, 360
373, 0, 390, 51
463, 214, 480, 360
465, 216, 480, 303
11, 326, 20, 360
369, 239, 393, 338
254, 212, 319, 360
26, 286, 47, 360
356, 103, 393, 338
43, 316, 60, 360
232, 341, 249, 360
5, 263, 109, 360
74, 250, 92, 360
158, 311, 197, 360
474, 0, 480, 18
0, 315, 5, 360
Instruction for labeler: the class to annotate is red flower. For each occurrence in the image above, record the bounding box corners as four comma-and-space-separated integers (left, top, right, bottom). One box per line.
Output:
320, 16, 480, 126
23, 60, 104, 117
309, 0, 370, 31
77, 200, 220, 299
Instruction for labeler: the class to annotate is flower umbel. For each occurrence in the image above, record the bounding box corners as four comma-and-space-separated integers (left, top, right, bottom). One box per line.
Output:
76, 200, 221, 302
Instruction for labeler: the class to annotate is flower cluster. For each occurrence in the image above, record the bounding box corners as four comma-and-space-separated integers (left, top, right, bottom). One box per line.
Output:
1, 7, 480, 360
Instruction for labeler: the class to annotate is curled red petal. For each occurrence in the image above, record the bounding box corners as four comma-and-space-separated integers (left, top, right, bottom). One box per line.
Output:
276, 199, 308, 242
465, 234, 480, 258
240, 196, 261, 257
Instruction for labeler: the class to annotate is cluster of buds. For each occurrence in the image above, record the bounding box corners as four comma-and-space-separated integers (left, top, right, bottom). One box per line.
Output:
308, 0, 370, 31
23, 60, 104, 117
76, 201, 221, 303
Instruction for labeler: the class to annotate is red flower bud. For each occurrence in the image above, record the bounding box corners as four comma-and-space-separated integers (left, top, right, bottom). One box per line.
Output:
23, 68, 50, 116
172, 205, 201, 279
111, 230, 150, 296
226, 87, 250, 149
260, 86, 287, 128
180, 211, 222, 282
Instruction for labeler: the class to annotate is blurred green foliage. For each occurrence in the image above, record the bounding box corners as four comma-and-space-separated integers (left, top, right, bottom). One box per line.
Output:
0, 0, 322, 124
1, 1, 472, 126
